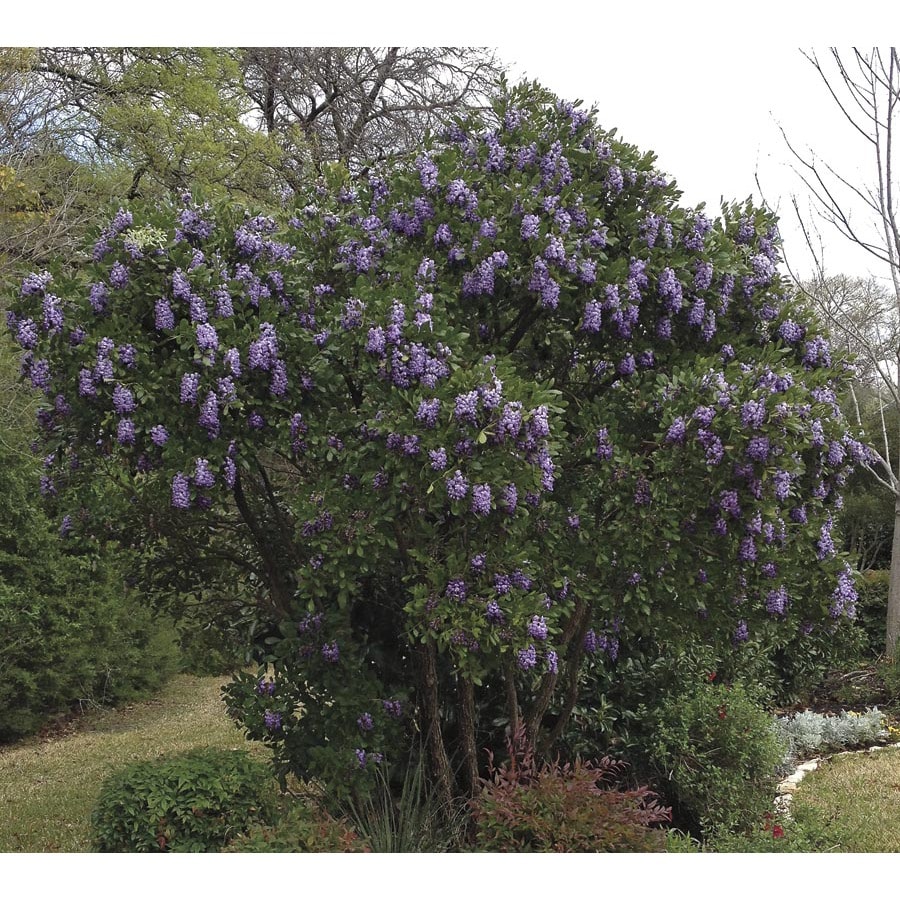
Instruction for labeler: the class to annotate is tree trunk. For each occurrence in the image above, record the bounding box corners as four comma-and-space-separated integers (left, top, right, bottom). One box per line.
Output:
457, 676, 479, 795
416, 639, 455, 808
887, 494, 900, 659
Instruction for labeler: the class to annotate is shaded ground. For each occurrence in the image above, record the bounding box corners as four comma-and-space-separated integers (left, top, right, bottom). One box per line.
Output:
0, 675, 256, 852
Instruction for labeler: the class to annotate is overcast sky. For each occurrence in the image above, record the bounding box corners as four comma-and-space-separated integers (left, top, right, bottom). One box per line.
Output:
497, 43, 883, 283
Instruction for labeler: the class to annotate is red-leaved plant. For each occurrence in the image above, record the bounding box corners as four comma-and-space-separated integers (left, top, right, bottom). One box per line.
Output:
470, 727, 670, 852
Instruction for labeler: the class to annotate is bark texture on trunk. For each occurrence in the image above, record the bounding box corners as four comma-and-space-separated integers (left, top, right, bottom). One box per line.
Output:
417, 639, 455, 807
457, 676, 479, 795
887, 495, 900, 659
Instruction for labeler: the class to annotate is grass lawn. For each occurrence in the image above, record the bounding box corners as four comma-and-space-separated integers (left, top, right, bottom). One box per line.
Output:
0, 674, 258, 852
791, 746, 900, 852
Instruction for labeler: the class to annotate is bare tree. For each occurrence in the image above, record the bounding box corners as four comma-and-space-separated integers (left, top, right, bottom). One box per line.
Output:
241, 47, 504, 172
783, 48, 900, 656
0, 48, 115, 267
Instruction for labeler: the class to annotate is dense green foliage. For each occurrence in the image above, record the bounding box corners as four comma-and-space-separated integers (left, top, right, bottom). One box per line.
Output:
646, 680, 785, 836
5, 80, 865, 803
91, 748, 277, 852
0, 340, 179, 741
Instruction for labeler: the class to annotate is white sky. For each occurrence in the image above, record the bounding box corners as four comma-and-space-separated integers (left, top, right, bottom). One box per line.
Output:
499, 42, 883, 283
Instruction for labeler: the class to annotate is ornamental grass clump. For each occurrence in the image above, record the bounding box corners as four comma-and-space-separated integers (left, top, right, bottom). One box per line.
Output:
8, 80, 865, 802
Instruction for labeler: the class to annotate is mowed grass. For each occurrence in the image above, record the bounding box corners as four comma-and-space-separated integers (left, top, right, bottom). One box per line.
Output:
791, 746, 900, 852
0, 674, 259, 852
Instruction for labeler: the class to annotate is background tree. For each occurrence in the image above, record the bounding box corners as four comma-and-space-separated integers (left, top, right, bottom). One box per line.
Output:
783, 48, 900, 656
240, 47, 502, 174
28, 48, 286, 204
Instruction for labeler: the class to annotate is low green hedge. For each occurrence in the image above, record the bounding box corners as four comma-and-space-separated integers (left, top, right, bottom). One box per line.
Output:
91, 749, 277, 852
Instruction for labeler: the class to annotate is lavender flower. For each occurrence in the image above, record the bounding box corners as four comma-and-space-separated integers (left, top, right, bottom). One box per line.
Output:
172, 473, 191, 509
830, 564, 858, 617
454, 391, 479, 425
546, 649, 559, 674
357, 712, 374, 732
595, 427, 613, 460
446, 579, 468, 602
665, 417, 687, 444
109, 262, 129, 290
765, 585, 789, 616
112, 384, 135, 415
528, 616, 548, 641
746, 436, 770, 463
497, 482, 517, 515
416, 398, 441, 428
517, 644, 537, 671
193, 458, 215, 489
155, 299, 175, 331
180, 373, 200, 404
117, 418, 135, 445
196, 322, 219, 352
658, 267, 683, 313
446, 470, 469, 501
485, 600, 505, 624
471, 483, 492, 517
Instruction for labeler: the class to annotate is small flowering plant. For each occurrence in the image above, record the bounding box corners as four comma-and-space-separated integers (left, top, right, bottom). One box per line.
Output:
7, 82, 863, 799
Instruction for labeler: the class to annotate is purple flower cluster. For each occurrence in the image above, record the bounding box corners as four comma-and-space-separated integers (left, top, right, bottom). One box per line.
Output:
658, 267, 683, 313
415, 398, 441, 428
249, 322, 279, 371
830, 565, 858, 617
765, 586, 789, 616
357, 712, 374, 732
155, 299, 175, 331
528, 615, 548, 640
517, 644, 537, 671
172, 473, 190, 509
471, 483, 492, 517
746, 436, 770, 463
485, 600, 504, 624
445, 579, 467, 602
180, 373, 200, 404
595, 427, 613, 460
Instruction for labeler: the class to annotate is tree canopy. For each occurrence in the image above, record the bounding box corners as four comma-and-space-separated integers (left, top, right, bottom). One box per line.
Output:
5, 81, 863, 800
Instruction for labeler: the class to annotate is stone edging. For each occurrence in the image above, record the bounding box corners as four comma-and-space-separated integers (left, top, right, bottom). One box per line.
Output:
774, 740, 900, 818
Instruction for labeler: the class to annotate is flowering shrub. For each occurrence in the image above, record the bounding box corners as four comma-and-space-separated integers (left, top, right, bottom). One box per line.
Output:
6, 82, 864, 799
470, 728, 669, 851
